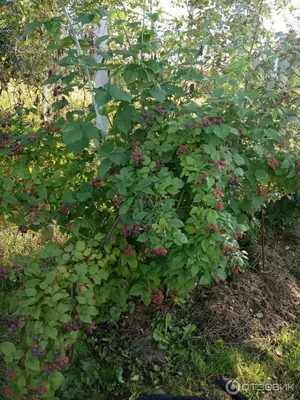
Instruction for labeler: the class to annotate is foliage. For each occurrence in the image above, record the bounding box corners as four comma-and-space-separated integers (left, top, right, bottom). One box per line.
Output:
0, 1, 299, 398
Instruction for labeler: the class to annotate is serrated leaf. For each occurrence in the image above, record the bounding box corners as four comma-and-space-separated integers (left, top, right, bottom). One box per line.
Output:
107, 84, 132, 102
129, 284, 144, 296
43, 75, 62, 85
95, 89, 112, 106
150, 86, 167, 102
2, 342, 16, 356
110, 306, 121, 320
98, 157, 112, 178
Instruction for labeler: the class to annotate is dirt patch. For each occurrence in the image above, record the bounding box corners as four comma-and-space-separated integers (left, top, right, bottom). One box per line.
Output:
185, 239, 300, 342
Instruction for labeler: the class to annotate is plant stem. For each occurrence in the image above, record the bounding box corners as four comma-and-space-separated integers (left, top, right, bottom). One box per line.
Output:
60, 2, 104, 136
261, 205, 265, 271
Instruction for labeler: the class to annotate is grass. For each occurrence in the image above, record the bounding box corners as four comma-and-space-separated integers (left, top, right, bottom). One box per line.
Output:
56, 316, 300, 400
1, 219, 300, 400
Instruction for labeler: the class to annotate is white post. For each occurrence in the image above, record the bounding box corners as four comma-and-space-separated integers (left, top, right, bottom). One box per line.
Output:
94, 19, 109, 133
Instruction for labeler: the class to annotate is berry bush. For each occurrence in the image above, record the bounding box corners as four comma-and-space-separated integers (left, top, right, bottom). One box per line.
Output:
0, 10, 299, 399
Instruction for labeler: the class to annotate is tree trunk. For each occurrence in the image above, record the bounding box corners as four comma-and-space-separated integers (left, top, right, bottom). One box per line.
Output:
94, 19, 109, 133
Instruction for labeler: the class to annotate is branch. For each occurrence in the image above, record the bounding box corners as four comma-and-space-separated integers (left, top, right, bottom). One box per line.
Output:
60, 2, 105, 136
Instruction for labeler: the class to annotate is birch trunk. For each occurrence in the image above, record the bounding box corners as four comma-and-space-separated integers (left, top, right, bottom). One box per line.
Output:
94, 20, 109, 133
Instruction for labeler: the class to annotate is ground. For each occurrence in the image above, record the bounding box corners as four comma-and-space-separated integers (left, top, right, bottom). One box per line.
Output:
1, 219, 300, 400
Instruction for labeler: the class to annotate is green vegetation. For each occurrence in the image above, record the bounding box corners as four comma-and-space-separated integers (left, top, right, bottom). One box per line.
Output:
0, 0, 299, 399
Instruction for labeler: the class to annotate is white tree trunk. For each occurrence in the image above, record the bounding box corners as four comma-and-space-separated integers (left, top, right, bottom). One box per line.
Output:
94, 20, 109, 133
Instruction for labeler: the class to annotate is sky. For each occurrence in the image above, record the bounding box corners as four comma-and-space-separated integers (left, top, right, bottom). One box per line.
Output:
158, 0, 299, 33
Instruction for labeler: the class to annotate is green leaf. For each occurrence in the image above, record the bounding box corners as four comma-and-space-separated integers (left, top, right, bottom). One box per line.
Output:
63, 120, 99, 146
79, 313, 92, 324
124, 65, 139, 84
110, 148, 130, 165
25, 357, 40, 371
76, 241, 86, 252
95, 89, 112, 106
41, 226, 54, 242
78, 12, 99, 25
25, 288, 37, 297
50, 371, 65, 389
251, 193, 265, 210
2, 342, 16, 356
44, 18, 61, 38
17, 375, 26, 391
110, 306, 121, 320
77, 192, 92, 202
45, 327, 58, 340
256, 170, 269, 181
95, 34, 110, 46
98, 157, 113, 178
98, 140, 115, 158
107, 84, 132, 102
150, 86, 167, 102
63, 125, 83, 145
43, 75, 62, 85
130, 284, 144, 296
233, 154, 245, 165
23, 21, 44, 36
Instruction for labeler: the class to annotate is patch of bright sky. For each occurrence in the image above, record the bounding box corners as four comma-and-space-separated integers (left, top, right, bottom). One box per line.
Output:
158, 0, 299, 33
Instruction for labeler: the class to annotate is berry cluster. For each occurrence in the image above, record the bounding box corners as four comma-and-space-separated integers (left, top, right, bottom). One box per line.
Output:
145, 246, 167, 257
12, 142, 22, 154
215, 158, 227, 171
30, 203, 39, 212
268, 155, 279, 168
12, 263, 26, 273
31, 335, 45, 358
4, 369, 16, 382
177, 144, 188, 155
280, 92, 288, 100
49, 125, 58, 133
152, 290, 164, 305
131, 137, 142, 148
121, 246, 134, 256
3, 387, 14, 398
234, 232, 244, 239
214, 187, 224, 210
18, 225, 29, 234
44, 353, 69, 374
197, 173, 208, 184
28, 133, 37, 141
1, 315, 22, 337
142, 111, 152, 124
63, 315, 84, 332
229, 175, 239, 185
112, 192, 123, 207
208, 224, 218, 233
121, 224, 151, 238
257, 185, 268, 197
59, 203, 70, 214
0, 265, 9, 278
24, 187, 36, 196
154, 104, 165, 116
154, 157, 164, 172
0, 131, 12, 148
92, 176, 101, 189
26, 383, 48, 399
130, 147, 144, 168
0, 110, 12, 127
191, 116, 224, 129
232, 265, 241, 275
215, 188, 223, 196
215, 199, 225, 210
222, 246, 232, 256
53, 85, 63, 97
